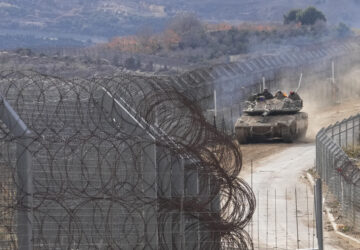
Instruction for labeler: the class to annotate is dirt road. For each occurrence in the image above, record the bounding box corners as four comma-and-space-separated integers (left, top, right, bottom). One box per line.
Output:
238, 99, 360, 249
243, 144, 317, 249
241, 143, 355, 249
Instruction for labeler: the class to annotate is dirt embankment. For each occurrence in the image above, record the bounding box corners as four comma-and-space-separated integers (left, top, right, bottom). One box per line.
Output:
305, 99, 360, 138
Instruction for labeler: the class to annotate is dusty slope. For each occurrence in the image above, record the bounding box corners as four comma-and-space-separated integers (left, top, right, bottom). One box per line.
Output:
305, 98, 360, 138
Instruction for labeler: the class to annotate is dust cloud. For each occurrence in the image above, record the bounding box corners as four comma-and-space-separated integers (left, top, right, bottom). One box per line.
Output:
265, 64, 360, 140
300, 66, 360, 139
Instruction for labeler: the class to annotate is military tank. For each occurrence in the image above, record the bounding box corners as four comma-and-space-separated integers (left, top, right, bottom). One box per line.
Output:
235, 90, 308, 143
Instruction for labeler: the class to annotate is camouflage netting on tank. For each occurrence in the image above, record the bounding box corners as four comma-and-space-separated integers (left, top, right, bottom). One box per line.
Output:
0, 71, 255, 249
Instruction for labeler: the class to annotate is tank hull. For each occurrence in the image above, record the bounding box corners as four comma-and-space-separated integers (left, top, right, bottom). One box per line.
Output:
235, 112, 308, 143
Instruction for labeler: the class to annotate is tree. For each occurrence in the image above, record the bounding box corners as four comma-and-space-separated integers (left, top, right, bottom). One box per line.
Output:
283, 7, 326, 26
136, 26, 154, 47
136, 26, 160, 53
336, 22, 352, 37
15, 48, 33, 56
124, 57, 138, 70
168, 13, 203, 36
283, 9, 301, 24
163, 29, 181, 50
298, 7, 326, 25
167, 13, 207, 49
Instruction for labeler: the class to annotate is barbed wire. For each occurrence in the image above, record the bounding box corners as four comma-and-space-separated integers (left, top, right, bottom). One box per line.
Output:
0, 70, 255, 249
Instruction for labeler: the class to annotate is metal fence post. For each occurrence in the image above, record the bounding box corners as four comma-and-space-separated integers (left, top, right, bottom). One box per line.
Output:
315, 179, 324, 250
0, 97, 33, 250
230, 107, 234, 135
339, 122, 341, 146
353, 118, 355, 148
353, 185, 356, 229
358, 115, 360, 146
295, 188, 299, 249
346, 119, 348, 147
16, 136, 33, 250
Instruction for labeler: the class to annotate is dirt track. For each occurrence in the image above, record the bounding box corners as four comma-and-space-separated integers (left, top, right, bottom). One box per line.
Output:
243, 143, 355, 249
238, 99, 360, 249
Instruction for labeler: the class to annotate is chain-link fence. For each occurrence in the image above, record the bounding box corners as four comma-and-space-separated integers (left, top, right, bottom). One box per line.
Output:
0, 71, 255, 249
246, 187, 318, 250
316, 114, 360, 231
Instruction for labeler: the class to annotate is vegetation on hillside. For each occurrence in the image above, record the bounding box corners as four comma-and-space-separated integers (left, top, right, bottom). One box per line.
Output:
103, 9, 352, 64
4, 6, 354, 73
1, 1, 360, 49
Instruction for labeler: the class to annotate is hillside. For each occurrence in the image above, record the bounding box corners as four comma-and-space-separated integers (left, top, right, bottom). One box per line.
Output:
1, 0, 360, 48
0, 0, 167, 37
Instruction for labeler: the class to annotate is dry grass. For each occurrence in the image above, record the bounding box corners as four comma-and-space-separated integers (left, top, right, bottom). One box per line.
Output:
343, 146, 360, 168
344, 146, 360, 159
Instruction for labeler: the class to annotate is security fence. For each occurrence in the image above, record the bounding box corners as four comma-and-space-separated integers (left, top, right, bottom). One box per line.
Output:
246, 187, 319, 250
191, 38, 360, 136
316, 114, 360, 231
0, 71, 255, 249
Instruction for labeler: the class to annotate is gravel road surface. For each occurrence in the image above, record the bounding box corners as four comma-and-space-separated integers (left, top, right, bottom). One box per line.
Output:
241, 143, 354, 249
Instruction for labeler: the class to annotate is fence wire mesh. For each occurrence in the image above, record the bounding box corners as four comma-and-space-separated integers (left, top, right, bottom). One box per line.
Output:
316, 113, 360, 232
0, 71, 255, 249
247, 187, 318, 250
